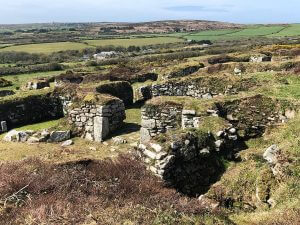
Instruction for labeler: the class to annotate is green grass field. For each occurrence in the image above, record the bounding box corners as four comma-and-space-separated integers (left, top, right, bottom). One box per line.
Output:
0, 37, 183, 54
228, 26, 285, 36
0, 42, 89, 54
0, 70, 62, 90
84, 37, 183, 47
184, 25, 299, 41
268, 24, 300, 36
189, 29, 242, 36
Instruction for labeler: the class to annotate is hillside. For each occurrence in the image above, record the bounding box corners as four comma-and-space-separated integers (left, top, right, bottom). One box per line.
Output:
0, 20, 300, 224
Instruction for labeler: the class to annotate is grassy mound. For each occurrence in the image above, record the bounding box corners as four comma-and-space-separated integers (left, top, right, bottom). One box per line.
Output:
0, 78, 12, 88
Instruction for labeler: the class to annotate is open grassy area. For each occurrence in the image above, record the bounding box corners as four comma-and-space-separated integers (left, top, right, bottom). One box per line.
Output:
0, 42, 89, 54
184, 25, 294, 41
269, 24, 300, 36
0, 37, 183, 54
0, 70, 62, 90
84, 37, 183, 47
228, 26, 285, 36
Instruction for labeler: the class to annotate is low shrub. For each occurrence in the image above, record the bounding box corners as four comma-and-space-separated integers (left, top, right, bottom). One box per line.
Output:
0, 156, 226, 225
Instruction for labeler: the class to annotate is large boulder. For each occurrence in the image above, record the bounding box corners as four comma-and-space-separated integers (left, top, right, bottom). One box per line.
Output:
4, 130, 30, 142
48, 130, 71, 142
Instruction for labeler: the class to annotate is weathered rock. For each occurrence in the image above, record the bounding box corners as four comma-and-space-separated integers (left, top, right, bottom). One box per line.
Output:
3, 130, 19, 142
94, 116, 109, 142
263, 145, 280, 165
234, 67, 242, 75
182, 110, 196, 115
112, 136, 127, 145
48, 130, 71, 142
27, 137, 40, 144
3, 130, 29, 142
0, 121, 7, 132
198, 195, 220, 210
61, 140, 74, 147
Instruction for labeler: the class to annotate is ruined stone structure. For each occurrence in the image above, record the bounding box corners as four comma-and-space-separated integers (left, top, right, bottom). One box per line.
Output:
164, 65, 204, 80
26, 79, 50, 90
0, 90, 15, 97
138, 130, 227, 195
0, 93, 63, 130
138, 76, 257, 101
250, 54, 272, 63
140, 103, 183, 143
138, 95, 296, 195
67, 98, 126, 142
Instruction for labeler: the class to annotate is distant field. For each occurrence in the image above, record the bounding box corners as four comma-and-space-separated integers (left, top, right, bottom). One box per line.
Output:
84, 37, 183, 47
228, 26, 285, 36
188, 29, 241, 36
184, 25, 299, 41
0, 42, 89, 54
0, 37, 183, 54
268, 24, 300, 36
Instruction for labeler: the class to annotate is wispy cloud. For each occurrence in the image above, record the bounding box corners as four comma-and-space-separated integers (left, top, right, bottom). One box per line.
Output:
164, 5, 228, 12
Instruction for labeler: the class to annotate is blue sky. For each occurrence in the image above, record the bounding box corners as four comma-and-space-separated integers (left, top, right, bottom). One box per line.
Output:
0, 0, 299, 24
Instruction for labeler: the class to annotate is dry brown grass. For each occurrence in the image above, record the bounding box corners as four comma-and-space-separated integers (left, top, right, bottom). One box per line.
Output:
0, 155, 226, 225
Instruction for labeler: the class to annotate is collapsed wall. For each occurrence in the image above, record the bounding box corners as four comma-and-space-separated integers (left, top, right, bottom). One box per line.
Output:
138, 95, 296, 195
138, 129, 226, 196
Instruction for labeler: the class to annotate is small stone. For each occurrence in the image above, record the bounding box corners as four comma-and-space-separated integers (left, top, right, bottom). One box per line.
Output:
263, 145, 280, 164
215, 140, 223, 148
27, 137, 40, 144
216, 131, 224, 137
185, 140, 190, 145
112, 137, 127, 145
200, 148, 210, 154
143, 149, 157, 160
229, 128, 236, 134
182, 110, 196, 115
61, 140, 73, 147
150, 143, 162, 152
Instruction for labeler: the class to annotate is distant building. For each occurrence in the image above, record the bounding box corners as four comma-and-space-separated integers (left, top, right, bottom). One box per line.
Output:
93, 51, 118, 60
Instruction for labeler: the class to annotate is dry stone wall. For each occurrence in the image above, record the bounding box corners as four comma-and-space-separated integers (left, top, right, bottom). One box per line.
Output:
67, 99, 126, 142
140, 104, 183, 143
138, 130, 226, 195
0, 94, 63, 131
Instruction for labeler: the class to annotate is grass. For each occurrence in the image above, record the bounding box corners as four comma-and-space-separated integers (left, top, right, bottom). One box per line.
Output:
268, 24, 300, 36
84, 37, 183, 47
0, 42, 89, 54
189, 29, 242, 36
184, 25, 293, 41
228, 26, 286, 36
0, 37, 183, 54
0, 70, 62, 91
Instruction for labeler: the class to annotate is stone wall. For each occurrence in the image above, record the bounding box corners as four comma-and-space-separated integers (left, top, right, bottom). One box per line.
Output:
151, 76, 256, 99
140, 103, 221, 143
164, 65, 203, 80
138, 130, 226, 195
0, 93, 63, 131
67, 98, 126, 142
140, 103, 183, 143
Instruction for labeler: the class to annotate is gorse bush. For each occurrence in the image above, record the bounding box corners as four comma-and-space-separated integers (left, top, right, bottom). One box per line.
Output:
0, 155, 226, 225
